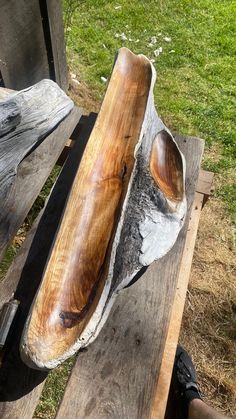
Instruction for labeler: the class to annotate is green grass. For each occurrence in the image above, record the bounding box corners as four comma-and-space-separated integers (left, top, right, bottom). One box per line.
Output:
64, 0, 236, 217
25, 166, 61, 228
0, 245, 18, 282
34, 358, 75, 419
215, 184, 236, 216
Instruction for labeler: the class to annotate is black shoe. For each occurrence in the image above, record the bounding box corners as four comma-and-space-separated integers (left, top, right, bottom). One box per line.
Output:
170, 345, 202, 419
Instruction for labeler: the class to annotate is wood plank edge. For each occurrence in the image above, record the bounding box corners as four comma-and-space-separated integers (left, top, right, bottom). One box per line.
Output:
196, 170, 214, 208
149, 191, 204, 419
196, 170, 214, 194
56, 114, 91, 166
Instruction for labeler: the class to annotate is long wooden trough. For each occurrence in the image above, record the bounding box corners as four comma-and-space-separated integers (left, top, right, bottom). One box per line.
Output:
0, 56, 212, 417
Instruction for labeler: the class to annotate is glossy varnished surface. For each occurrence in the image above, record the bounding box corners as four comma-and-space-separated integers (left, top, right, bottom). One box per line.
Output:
150, 130, 184, 203
23, 48, 152, 364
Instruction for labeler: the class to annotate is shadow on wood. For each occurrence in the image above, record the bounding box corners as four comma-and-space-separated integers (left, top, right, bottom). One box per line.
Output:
0, 114, 96, 401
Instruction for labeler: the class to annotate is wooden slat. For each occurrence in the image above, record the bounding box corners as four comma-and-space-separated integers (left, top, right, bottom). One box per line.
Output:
45, 0, 68, 91
0, 105, 81, 263
56, 139, 75, 166
0, 114, 96, 418
0, 0, 49, 90
196, 169, 214, 207
150, 192, 204, 419
56, 135, 204, 419
0, 0, 68, 91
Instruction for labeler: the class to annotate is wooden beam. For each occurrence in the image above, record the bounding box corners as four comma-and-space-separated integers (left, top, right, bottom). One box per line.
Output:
0, 0, 49, 90
150, 192, 204, 419
0, 0, 68, 90
196, 169, 214, 207
45, 0, 68, 90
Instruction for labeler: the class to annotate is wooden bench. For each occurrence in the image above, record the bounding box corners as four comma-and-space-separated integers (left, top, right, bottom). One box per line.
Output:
0, 87, 213, 418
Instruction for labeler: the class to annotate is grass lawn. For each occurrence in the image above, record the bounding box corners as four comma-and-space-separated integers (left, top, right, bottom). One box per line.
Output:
64, 0, 236, 223
4, 0, 235, 417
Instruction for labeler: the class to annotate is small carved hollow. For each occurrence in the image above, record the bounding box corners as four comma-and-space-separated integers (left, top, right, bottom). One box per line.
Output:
150, 130, 184, 202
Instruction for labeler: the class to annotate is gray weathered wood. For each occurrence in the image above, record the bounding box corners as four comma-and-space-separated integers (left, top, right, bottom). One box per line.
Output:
150, 191, 204, 419
0, 0, 49, 90
0, 0, 68, 90
56, 134, 204, 419
0, 82, 80, 262
0, 115, 95, 418
196, 169, 214, 207
46, 0, 68, 91
0, 80, 72, 194
0, 88, 14, 101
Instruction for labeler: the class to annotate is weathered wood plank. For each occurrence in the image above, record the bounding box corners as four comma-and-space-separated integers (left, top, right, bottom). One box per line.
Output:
56, 134, 204, 419
45, 0, 68, 91
0, 88, 13, 101
0, 84, 81, 262
150, 192, 204, 419
0, 0, 49, 90
0, 115, 96, 418
0, 0, 68, 90
196, 170, 214, 196
0, 80, 72, 192
196, 169, 214, 207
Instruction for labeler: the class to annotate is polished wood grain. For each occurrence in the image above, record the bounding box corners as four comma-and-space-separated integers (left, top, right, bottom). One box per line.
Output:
150, 130, 184, 203
23, 48, 152, 365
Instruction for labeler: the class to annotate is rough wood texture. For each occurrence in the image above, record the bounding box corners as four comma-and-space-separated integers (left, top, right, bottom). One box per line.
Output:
0, 0, 67, 90
0, 115, 95, 416
0, 82, 77, 262
45, 0, 68, 90
21, 48, 187, 369
0, 87, 14, 101
0, 80, 72, 189
150, 192, 204, 419
196, 169, 214, 207
56, 134, 204, 419
0, 0, 49, 90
